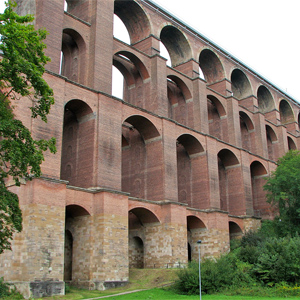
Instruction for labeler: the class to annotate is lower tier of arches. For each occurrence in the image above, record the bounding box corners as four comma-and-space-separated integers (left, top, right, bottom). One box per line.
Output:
0, 178, 261, 298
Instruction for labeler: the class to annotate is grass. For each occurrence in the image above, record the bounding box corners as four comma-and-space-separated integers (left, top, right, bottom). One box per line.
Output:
99, 288, 300, 300
2, 269, 300, 299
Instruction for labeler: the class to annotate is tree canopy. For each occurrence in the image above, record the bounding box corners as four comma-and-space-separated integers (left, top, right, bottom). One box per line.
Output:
264, 150, 300, 236
0, 1, 56, 254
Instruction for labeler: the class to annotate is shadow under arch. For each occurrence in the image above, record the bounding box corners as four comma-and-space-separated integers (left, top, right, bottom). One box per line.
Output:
239, 111, 255, 152
207, 94, 228, 141
187, 215, 207, 261
114, 51, 150, 80
129, 207, 160, 269
60, 99, 95, 188
266, 125, 278, 161
279, 99, 295, 124
250, 161, 269, 218
257, 85, 275, 113
177, 134, 207, 208
64, 0, 90, 22
122, 115, 163, 201
167, 75, 193, 126
114, 0, 151, 44
229, 221, 243, 240
160, 25, 192, 67
64, 204, 91, 285
199, 49, 225, 83
123, 115, 160, 142
231, 69, 252, 100
113, 51, 150, 108
61, 28, 86, 84
177, 134, 204, 155
288, 136, 297, 150
218, 149, 245, 215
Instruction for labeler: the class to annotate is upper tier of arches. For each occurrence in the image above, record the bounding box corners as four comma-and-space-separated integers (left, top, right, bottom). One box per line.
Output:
58, 0, 300, 148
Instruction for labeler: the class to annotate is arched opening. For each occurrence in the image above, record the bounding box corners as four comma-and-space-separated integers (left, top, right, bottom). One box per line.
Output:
167, 75, 192, 126
231, 69, 252, 100
257, 85, 275, 113
218, 149, 244, 215
112, 65, 124, 99
239, 111, 255, 152
129, 236, 144, 269
61, 29, 86, 84
207, 95, 227, 141
60, 100, 95, 188
122, 116, 162, 201
113, 51, 150, 109
199, 66, 205, 80
160, 41, 171, 67
160, 25, 192, 67
65, 205, 91, 285
187, 216, 206, 261
113, 14, 130, 44
250, 161, 269, 218
129, 208, 160, 268
279, 100, 294, 124
64, 229, 73, 281
199, 49, 225, 84
288, 137, 297, 150
187, 243, 192, 262
114, 0, 151, 44
229, 221, 243, 240
177, 134, 207, 209
64, 0, 90, 23
266, 125, 278, 161
64, 0, 68, 12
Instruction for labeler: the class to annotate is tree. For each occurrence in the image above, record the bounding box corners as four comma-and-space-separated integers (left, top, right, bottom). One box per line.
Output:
0, 1, 56, 254
264, 150, 300, 236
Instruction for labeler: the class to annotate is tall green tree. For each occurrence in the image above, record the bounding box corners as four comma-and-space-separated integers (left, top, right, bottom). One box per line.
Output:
0, 1, 56, 254
264, 150, 300, 236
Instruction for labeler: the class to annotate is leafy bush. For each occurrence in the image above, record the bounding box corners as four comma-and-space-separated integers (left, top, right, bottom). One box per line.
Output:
0, 277, 23, 299
174, 234, 300, 296
174, 252, 256, 295
253, 236, 300, 285
0, 277, 10, 297
174, 261, 199, 295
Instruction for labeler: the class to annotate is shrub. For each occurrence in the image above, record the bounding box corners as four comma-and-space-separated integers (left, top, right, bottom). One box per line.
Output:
175, 252, 256, 295
253, 236, 300, 285
0, 277, 10, 297
174, 261, 199, 295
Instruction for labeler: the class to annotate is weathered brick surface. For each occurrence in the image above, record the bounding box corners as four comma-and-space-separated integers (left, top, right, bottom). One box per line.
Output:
3, 0, 300, 298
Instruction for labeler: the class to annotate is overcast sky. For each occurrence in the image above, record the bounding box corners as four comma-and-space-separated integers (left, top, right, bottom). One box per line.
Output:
151, 0, 300, 102
1, 1, 299, 102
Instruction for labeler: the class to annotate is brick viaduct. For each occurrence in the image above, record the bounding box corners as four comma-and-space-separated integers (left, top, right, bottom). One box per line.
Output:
1, 0, 300, 298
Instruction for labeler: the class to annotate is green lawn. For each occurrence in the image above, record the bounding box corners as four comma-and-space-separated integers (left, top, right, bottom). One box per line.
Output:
3, 269, 300, 299
103, 288, 300, 300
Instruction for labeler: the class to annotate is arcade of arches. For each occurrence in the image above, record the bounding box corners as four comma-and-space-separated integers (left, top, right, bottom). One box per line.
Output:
2, 0, 300, 298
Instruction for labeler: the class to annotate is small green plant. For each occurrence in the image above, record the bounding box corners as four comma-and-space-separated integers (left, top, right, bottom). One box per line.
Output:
0, 277, 10, 297
65, 283, 71, 293
0, 277, 23, 299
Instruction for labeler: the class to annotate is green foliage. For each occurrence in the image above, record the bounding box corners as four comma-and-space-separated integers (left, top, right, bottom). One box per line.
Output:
0, 277, 10, 296
253, 236, 300, 285
175, 234, 300, 296
264, 150, 300, 236
175, 253, 255, 295
0, 1, 54, 121
174, 261, 199, 295
0, 1, 56, 253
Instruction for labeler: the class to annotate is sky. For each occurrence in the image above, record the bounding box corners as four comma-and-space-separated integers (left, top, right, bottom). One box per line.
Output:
1, 0, 299, 102
151, 0, 300, 102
